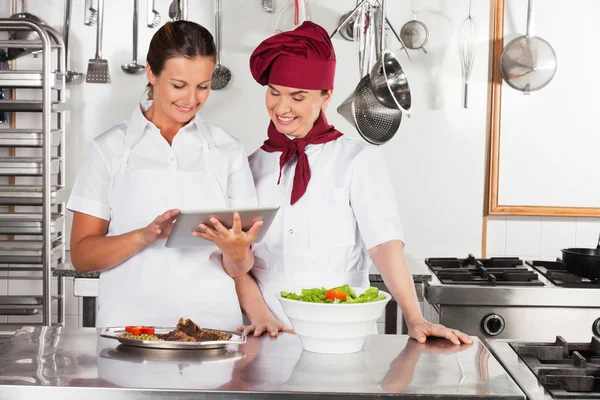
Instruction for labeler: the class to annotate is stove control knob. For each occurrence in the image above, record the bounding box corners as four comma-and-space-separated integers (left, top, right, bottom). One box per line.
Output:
593, 318, 600, 337
482, 314, 505, 336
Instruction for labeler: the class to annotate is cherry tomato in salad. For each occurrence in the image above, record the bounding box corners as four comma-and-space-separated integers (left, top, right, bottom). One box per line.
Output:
325, 289, 347, 301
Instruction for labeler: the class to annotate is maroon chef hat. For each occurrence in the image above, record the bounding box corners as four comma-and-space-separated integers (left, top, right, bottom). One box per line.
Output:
249, 21, 336, 90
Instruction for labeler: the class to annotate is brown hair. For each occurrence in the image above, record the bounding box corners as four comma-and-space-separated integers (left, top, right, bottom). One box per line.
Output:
146, 21, 217, 99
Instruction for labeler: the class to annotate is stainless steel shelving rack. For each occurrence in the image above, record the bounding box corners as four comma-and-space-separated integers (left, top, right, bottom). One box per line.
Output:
0, 18, 68, 333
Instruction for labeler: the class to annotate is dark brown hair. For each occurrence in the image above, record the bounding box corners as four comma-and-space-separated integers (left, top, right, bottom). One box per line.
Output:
146, 21, 217, 99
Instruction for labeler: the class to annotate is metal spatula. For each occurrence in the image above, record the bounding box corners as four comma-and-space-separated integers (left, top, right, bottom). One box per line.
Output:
86, 0, 110, 83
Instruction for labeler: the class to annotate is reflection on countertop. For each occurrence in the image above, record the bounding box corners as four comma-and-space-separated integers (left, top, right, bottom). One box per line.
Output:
0, 326, 525, 399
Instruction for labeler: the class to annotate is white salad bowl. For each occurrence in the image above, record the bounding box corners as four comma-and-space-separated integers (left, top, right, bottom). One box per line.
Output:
276, 287, 391, 354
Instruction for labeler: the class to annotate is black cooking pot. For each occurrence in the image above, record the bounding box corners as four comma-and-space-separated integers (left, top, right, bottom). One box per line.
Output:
561, 234, 600, 279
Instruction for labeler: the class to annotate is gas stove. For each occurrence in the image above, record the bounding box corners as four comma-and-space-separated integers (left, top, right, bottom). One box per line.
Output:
422, 255, 600, 341
528, 260, 600, 288
427, 255, 544, 286
488, 336, 600, 399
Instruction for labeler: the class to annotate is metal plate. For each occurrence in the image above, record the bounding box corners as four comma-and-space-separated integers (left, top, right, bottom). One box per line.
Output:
0, 296, 42, 316
0, 70, 62, 89
0, 261, 63, 273
0, 185, 69, 205
0, 40, 61, 49
0, 213, 64, 235
0, 239, 64, 264
100, 327, 246, 350
0, 129, 62, 147
0, 100, 67, 113
0, 157, 61, 176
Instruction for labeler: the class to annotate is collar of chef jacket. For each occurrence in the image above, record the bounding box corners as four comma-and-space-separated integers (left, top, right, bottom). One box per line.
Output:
122, 100, 217, 150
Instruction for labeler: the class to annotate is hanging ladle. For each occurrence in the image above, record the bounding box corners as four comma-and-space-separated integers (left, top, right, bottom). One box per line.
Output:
122, 0, 145, 74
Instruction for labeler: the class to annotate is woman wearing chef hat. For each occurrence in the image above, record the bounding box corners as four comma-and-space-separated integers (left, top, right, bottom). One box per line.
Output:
237, 21, 471, 344
68, 21, 268, 330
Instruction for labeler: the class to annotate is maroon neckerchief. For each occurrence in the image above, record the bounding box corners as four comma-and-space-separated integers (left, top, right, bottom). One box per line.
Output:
261, 113, 343, 205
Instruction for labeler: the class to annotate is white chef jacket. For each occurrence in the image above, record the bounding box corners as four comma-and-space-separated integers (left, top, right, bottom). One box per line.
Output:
68, 101, 257, 219
248, 135, 404, 325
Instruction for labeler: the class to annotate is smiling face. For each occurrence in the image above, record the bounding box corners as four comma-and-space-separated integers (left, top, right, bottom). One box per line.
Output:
266, 84, 332, 138
146, 55, 215, 128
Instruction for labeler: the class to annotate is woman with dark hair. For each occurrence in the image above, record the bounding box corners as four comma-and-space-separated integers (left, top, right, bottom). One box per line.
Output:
232, 22, 471, 344
67, 21, 272, 330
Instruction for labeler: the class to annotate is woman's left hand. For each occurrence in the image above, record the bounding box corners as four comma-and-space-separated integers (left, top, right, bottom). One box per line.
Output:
193, 212, 262, 261
407, 317, 473, 345
237, 315, 294, 337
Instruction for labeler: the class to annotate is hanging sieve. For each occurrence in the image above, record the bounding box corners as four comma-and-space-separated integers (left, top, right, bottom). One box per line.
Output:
369, 0, 412, 114
499, 0, 556, 94
338, 10, 355, 41
399, 0, 429, 54
337, 74, 402, 145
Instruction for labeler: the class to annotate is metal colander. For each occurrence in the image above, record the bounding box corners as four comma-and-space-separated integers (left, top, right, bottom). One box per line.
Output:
338, 74, 402, 145
369, 0, 411, 114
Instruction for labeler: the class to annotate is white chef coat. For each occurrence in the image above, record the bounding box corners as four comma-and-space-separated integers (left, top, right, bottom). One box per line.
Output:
248, 135, 404, 327
68, 102, 257, 329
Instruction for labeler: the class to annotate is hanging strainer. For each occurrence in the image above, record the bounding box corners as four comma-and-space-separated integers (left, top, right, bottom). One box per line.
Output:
337, 74, 402, 145
400, 0, 429, 54
499, 0, 556, 94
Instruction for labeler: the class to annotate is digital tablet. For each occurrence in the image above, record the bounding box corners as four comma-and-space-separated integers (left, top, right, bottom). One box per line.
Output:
165, 206, 280, 248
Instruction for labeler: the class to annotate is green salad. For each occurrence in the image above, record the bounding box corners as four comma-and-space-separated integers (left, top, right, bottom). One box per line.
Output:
280, 284, 386, 304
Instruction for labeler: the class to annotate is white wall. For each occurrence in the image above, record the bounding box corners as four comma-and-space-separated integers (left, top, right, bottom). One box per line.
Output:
50, 0, 491, 259
2, 0, 597, 327
3, 0, 494, 258
487, 216, 600, 260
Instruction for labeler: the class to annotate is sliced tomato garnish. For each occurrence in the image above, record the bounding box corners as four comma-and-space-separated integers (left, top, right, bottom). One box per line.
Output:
125, 325, 143, 333
141, 327, 155, 335
325, 289, 347, 301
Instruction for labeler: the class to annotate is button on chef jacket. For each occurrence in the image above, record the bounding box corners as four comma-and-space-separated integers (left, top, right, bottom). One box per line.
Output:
249, 135, 404, 327
67, 101, 257, 328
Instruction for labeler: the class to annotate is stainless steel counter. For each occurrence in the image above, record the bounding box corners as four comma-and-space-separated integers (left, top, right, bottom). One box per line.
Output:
0, 326, 525, 399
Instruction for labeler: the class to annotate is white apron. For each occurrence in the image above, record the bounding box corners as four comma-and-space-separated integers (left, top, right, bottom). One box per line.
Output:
96, 123, 242, 330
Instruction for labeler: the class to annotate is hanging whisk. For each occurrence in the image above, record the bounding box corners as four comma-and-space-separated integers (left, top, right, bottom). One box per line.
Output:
459, 0, 477, 108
